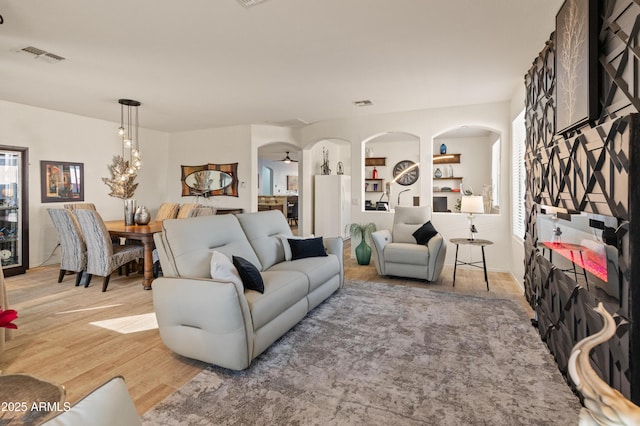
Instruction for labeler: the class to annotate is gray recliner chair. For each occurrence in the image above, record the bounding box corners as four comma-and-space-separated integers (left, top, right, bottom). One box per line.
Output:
371, 206, 447, 281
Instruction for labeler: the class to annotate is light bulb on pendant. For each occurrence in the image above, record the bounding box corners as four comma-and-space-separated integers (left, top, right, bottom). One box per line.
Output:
123, 138, 132, 148
118, 126, 125, 136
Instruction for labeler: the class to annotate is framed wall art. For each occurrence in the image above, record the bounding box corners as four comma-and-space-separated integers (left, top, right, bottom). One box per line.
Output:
40, 160, 84, 203
555, 0, 599, 134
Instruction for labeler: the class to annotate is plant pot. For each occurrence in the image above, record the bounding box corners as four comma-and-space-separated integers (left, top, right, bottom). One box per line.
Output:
355, 236, 372, 265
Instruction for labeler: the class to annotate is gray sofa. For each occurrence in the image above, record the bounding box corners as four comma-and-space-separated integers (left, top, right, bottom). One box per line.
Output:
152, 210, 344, 370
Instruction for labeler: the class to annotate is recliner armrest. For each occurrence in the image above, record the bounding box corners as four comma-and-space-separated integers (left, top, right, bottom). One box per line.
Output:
371, 229, 392, 275
426, 233, 447, 281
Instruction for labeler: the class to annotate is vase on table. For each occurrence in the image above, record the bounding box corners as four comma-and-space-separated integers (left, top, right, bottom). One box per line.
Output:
134, 205, 150, 225
124, 199, 136, 226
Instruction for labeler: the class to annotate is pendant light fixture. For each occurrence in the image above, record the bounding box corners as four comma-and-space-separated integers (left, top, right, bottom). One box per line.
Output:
118, 99, 142, 177
102, 99, 142, 200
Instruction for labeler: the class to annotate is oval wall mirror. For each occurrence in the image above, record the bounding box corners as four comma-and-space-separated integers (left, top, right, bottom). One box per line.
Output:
184, 170, 233, 195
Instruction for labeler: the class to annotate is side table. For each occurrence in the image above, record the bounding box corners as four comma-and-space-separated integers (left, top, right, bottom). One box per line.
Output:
450, 238, 494, 291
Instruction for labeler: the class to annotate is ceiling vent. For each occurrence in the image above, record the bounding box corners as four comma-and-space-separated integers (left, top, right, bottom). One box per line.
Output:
237, 0, 269, 7
353, 99, 374, 107
20, 46, 66, 63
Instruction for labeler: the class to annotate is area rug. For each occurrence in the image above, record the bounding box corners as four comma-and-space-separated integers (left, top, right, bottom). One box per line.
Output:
142, 281, 582, 425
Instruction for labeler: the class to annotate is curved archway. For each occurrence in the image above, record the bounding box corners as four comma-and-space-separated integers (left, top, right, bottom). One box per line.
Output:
432, 125, 501, 214
362, 132, 421, 211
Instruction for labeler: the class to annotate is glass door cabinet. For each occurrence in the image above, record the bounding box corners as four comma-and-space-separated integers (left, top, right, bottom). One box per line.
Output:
0, 146, 28, 276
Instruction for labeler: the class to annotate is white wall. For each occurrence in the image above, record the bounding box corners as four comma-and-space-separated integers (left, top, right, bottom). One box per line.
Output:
166, 125, 252, 212
0, 100, 169, 267
1, 97, 523, 277
299, 102, 513, 272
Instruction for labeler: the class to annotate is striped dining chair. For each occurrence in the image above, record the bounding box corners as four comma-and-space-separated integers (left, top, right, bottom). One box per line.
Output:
47, 209, 87, 286
74, 209, 144, 292
155, 203, 180, 221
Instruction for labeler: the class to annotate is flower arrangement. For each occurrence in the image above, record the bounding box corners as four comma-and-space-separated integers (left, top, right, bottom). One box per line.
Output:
0, 306, 17, 329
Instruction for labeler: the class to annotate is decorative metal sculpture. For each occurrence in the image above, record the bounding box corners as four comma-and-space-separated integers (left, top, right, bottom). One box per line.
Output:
321, 147, 331, 175
102, 155, 138, 199
568, 302, 640, 425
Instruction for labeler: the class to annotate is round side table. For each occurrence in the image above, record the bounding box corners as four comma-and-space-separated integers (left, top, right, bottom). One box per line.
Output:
450, 238, 494, 291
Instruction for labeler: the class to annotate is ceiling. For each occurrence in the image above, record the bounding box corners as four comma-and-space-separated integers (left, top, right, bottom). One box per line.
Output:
0, 0, 562, 133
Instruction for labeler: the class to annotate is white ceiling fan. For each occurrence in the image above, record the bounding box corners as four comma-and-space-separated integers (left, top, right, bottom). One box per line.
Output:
280, 152, 298, 163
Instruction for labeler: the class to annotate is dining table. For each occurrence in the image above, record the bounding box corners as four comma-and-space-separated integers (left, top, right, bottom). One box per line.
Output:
104, 220, 162, 290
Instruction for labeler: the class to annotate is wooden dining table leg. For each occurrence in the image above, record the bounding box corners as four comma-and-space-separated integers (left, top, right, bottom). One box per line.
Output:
141, 236, 154, 290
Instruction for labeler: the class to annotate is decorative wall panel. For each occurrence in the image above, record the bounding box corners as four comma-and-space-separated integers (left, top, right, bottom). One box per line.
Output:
524, 0, 640, 403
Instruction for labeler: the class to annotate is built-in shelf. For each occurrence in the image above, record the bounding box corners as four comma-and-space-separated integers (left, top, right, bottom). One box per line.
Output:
434, 177, 463, 180
365, 157, 386, 167
365, 178, 384, 192
433, 153, 461, 164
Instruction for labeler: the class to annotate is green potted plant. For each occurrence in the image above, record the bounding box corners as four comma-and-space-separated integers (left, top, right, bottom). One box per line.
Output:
347, 222, 377, 265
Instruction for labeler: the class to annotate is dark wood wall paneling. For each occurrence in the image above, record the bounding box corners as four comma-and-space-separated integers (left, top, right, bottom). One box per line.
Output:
524, 0, 640, 402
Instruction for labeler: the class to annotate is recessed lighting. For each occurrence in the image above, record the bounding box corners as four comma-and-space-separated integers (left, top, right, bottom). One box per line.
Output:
353, 99, 374, 107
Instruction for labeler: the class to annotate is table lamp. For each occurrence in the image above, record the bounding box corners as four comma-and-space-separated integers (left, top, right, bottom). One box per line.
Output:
461, 195, 484, 240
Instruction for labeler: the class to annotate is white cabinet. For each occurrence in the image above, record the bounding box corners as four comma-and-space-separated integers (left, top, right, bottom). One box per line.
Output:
314, 175, 351, 239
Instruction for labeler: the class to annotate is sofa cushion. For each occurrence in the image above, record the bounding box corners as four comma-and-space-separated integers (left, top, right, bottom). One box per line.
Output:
279, 234, 314, 261
210, 251, 243, 287
385, 242, 429, 266
268, 254, 340, 292
236, 210, 292, 270
392, 206, 430, 243
233, 256, 264, 293
161, 215, 262, 278
288, 237, 327, 260
244, 270, 308, 330
412, 221, 438, 245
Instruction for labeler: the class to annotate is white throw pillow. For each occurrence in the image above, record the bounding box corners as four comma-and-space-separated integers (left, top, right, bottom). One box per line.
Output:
210, 250, 243, 287
279, 234, 315, 261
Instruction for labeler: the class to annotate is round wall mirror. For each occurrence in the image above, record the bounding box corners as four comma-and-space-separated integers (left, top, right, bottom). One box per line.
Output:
184, 170, 233, 195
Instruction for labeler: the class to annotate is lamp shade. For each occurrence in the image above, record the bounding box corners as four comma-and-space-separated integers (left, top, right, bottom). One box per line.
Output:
461, 195, 484, 214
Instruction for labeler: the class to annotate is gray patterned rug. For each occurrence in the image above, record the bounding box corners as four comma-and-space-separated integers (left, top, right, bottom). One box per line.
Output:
142, 281, 582, 425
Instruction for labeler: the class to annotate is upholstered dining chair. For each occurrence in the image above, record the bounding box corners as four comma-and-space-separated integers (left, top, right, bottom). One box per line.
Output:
47, 208, 87, 286
155, 202, 180, 221
74, 209, 144, 292
176, 203, 201, 219
63, 202, 97, 211
188, 206, 216, 217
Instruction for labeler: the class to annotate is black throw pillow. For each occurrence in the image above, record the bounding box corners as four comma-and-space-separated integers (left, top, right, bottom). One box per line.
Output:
412, 221, 438, 245
288, 236, 328, 261
232, 256, 264, 293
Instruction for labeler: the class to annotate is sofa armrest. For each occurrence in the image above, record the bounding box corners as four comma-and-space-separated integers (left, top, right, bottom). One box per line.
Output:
153, 231, 178, 277
152, 276, 254, 370
371, 229, 392, 276
324, 236, 344, 287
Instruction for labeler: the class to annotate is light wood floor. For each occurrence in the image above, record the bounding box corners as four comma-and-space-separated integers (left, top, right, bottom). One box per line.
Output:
1, 242, 530, 415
